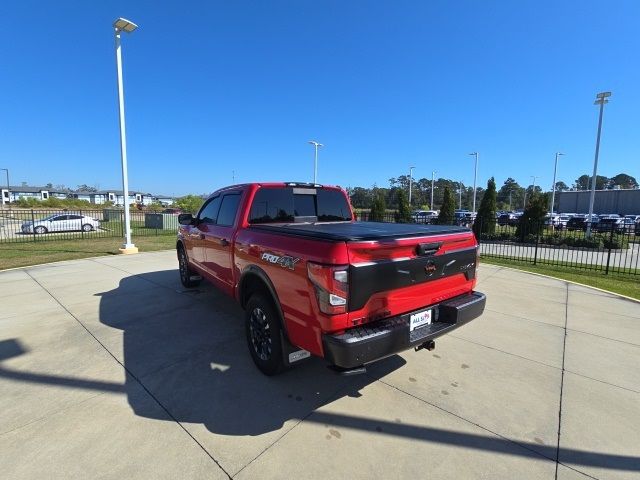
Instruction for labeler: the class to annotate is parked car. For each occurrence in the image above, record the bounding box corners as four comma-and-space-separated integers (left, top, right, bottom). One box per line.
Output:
162, 208, 183, 215
593, 217, 624, 233
566, 215, 598, 232
498, 213, 519, 226
620, 217, 638, 233
176, 182, 485, 375
21, 214, 100, 234
412, 210, 438, 224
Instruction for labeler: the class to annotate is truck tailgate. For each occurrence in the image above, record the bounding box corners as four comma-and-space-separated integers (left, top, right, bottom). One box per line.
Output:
346, 230, 478, 325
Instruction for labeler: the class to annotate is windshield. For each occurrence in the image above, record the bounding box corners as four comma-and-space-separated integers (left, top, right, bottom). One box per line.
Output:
249, 187, 352, 224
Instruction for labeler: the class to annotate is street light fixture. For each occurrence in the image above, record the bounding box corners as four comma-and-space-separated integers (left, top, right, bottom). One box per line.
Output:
308, 141, 323, 184
586, 91, 611, 237
408, 166, 415, 205
113, 17, 138, 254
550, 152, 564, 224
468, 152, 478, 213
0, 168, 9, 207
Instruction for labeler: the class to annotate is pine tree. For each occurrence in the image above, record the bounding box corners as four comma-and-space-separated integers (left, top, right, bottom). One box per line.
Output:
438, 186, 455, 225
395, 189, 412, 223
473, 177, 497, 237
516, 192, 549, 239
369, 191, 386, 222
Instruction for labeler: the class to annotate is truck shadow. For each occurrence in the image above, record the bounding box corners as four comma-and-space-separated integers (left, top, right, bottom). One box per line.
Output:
97, 269, 406, 437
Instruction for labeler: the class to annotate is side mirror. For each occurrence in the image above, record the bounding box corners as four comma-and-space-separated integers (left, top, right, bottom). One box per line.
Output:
178, 213, 195, 226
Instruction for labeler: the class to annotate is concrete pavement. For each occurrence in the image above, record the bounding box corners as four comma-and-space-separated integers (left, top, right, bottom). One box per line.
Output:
1, 251, 639, 479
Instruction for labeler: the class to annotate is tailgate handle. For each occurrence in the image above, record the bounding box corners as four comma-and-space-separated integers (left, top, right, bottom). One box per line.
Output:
417, 242, 442, 256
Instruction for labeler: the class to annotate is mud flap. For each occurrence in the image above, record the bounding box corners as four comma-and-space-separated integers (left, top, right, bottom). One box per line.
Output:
280, 331, 311, 367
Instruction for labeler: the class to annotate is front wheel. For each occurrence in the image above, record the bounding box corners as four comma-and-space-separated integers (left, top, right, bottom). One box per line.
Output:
34, 226, 47, 234
178, 246, 200, 288
245, 294, 285, 376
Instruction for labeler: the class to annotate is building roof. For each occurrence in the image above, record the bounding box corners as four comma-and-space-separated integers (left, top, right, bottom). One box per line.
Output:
7, 185, 72, 194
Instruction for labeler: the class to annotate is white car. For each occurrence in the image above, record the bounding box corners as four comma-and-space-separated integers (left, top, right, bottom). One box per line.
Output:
22, 214, 100, 234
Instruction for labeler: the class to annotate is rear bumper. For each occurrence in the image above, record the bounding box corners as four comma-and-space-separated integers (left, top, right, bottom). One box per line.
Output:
322, 292, 486, 369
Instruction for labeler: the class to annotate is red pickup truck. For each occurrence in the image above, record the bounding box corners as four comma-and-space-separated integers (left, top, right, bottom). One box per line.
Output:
177, 182, 485, 375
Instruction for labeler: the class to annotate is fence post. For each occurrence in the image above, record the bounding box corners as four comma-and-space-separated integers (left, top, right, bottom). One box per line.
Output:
605, 223, 614, 275
533, 221, 540, 265
80, 209, 84, 239
31, 210, 36, 242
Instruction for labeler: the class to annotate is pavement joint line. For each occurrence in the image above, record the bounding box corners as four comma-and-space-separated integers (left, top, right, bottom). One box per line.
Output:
554, 283, 570, 480
484, 307, 566, 330
22, 269, 233, 480
565, 327, 640, 349
481, 262, 640, 304
447, 335, 561, 370
0, 392, 106, 437
372, 375, 560, 465
374, 375, 598, 479
232, 379, 354, 478
562, 370, 640, 395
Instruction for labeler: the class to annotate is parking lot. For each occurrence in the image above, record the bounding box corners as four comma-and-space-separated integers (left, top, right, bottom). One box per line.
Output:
1, 251, 639, 479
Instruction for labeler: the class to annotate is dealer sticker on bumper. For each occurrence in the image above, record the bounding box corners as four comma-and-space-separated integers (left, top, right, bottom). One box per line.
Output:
409, 309, 432, 332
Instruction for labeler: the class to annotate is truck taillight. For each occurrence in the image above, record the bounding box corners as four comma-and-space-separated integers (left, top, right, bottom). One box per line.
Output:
307, 262, 349, 315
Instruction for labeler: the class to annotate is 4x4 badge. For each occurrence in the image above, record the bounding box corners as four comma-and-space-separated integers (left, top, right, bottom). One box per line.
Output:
261, 252, 300, 270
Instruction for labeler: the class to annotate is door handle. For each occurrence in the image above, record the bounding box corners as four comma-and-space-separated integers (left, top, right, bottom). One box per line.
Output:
220, 238, 230, 247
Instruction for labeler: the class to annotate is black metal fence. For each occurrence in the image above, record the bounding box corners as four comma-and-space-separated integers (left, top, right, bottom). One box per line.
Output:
477, 220, 639, 276
0, 209, 179, 243
354, 211, 639, 276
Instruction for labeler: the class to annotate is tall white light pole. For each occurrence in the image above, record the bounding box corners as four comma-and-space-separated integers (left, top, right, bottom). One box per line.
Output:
530, 175, 539, 191
408, 166, 415, 206
459, 180, 463, 210
468, 152, 479, 213
308, 141, 323, 184
430, 171, 437, 209
113, 17, 138, 254
550, 152, 564, 221
586, 91, 611, 237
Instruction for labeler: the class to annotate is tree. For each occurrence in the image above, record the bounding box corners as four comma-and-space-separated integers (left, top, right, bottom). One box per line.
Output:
348, 187, 372, 209
574, 174, 609, 190
395, 189, 412, 223
497, 178, 522, 210
369, 191, 386, 222
175, 195, 204, 214
516, 192, 549, 240
76, 184, 98, 192
554, 181, 569, 192
610, 173, 638, 189
437, 186, 455, 225
473, 177, 497, 236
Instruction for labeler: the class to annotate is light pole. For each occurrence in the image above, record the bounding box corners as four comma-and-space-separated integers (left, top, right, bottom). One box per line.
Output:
458, 180, 463, 210
308, 141, 323, 184
430, 171, 436, 210
469, 152, 478, 213
586, 91, 611, 237
550, 152, 564, 223
530, 175, 539, 191
113, 17, 138, 254
0, 168, 8, 207
408, 166, 415, 206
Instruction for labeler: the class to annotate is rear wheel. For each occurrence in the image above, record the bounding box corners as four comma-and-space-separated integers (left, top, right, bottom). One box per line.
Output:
82, 223, 93, 232
245, 294, 285, 376
34, 226, 47, 234
178, 246, 200, 288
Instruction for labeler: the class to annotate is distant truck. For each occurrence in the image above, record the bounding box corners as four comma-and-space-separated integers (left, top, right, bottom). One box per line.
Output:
177, 182, 485, 375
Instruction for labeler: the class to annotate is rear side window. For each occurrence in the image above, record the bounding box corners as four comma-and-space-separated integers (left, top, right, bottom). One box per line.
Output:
198, 197, 221, 224
217, 194, 241, 227
249, 187, 351, 223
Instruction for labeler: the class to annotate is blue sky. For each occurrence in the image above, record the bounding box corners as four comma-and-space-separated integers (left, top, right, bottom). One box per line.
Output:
1, 1, 638, 196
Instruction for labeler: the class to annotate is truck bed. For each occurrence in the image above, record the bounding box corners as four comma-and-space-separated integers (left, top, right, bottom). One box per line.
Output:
249, 221, 469, 242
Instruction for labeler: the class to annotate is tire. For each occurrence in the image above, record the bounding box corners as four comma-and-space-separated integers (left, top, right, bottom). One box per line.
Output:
34, 226, 47, 234
245, 293, 285, 376
177, 246, 200, 288
82, 223, 93, 232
